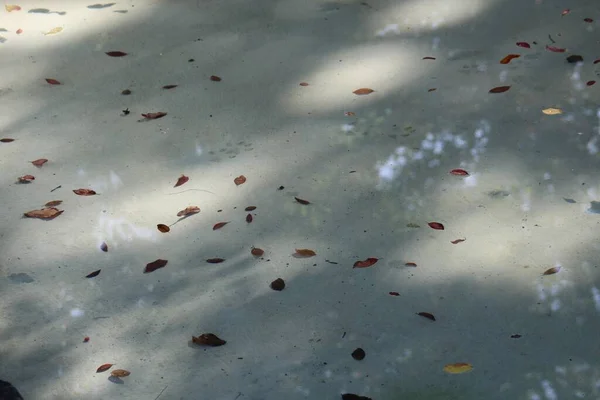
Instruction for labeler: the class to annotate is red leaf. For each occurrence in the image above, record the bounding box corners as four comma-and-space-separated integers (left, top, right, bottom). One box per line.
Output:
1, 138, 15, 142
584, 18, 594, 23
489, 86, 511, 93
417, 312, 436, 321
516, 42, 530, 48
105, 51, 128, 57
451, 238, 466, 244
422, 56, 436, 60
17, 175, 35, 183
177, 206, 200, 217
96, 363, 113, 373
499, 54, 520, 64
561, 9, 570, 16
405, 262, 417, 267
213, 221, 229, 230
83, 336, 90, 343
174, 175, 189, 187
234, 175, 246, 186
294, 197, 310, 205
353, 257, 378, 268
251, 247, 264, 256
45, 78, 61, 85
389, 291, 400, 296
16, 28, 22, 34
593, 59, 600, 64
246, 213, 253, 223
162, 84, 178, 89
449, 168, 469, 176
86, 269, 101, 278
31, 158, 48, 167
100, 242, 108, 252
428, 222, 444, 230
144, 259, 168, 273
210, 75, 222, 81
73, 188, 97, 196
546, 45, 566, 53
206, 258, 225, 263
587, 80, 596, 86
141, 112, 167, 120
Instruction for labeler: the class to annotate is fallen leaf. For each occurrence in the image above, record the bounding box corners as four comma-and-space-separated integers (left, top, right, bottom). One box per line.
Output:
251, 247, 264, 256
566, 55, 583, 63
160, 85, 177, 90
516, 42, 531, 48
73, 188, 97, 196
594, 59, 600, 64
584, 18, 594, 23
417, 312, 436, 321
5, 5, 21, 12
23, 208, 63, 219
449, 168, 469, 176
344, 111, 356, 116
489, 85, 511, 93
174, 174, 189, 187
96, 364, 113, 373
44, 200, 62, 207
44, 27, 63, 35
144, 259, 168, 273
234, 175, 246, 186
500, 54, 520, 64
213, 221, 229, 230
1, 138, 15, 142
428, 88, 437, 92
45, 78, 61, 85
405, 262, 417, 267
110, 369, 130, 378
451, 238, 466, 244
206, 258, 225, 263
86, 269, 101, 278
192, 333, 226, 346
510, 334, 522, 338
546, 45, 566, 53
210, 75, 222, 81
299, 82, 309, 86
245, 206, 257, 211
141, 112, 167, 120
31, 158, 48, 167
587, 80, 596, 86
542, 107, 562, 115
353, 257, 378, 268
100, 242, 108, 252
353, 88, 374, 95
121, 89, 131, 95
270, 278, 285, 291
422, 56, 436, 60
543, 266, 561, 275
177, 206, 200, 217
342, 394, 372, 400
351, 348, 366, 360
428, 222, 444, 230
389, 291, 400, 296
246, 213, 253, 223
443, 362, 473, 374
17, 175, 35, 183
561, 9, 570, 16
105, 51, 127, 57
83, 336, 90, 343
157, 224, 170, 233
294, 197, 310, 205
16, 28, 22, 34
294, 248, 316, 257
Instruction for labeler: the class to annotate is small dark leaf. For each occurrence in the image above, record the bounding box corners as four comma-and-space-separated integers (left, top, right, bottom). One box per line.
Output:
207, 258, 225, 264
246, 213, 253, 223
294, 197, 310, 205
162, 84, 178, 89
510, 334, 522, 339
417, 312, 436, 321
192, 333, 226, 346
342, 394, 372, 400
144, 259, 168, 273
270, 278, 285, 291
100, 242, 108, 252
566, 55, 584, 63
106, 51, 128, 57
351, 348, 366, 360
86, 269, 101, 278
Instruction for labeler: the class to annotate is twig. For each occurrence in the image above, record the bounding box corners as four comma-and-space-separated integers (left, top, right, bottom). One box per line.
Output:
50, 185, 61, 192
168, 189, 215, 195
154, 385, 168, 400
548, 34, 556, 44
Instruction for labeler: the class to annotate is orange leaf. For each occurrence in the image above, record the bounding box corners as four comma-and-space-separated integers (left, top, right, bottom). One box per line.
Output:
106, 51, 128, 57
246, 213, 253, 223
245, 206, 257, 211
23, 207, 63, 219
100, 242, 108, 252
417, 312, 436, 321
110, 369, 130, 377
353, 88, 374, 95
96, 363, 113, 373
270, 278, 285, 291
543, 266, 561, 275
499, 54, 520, 64
210, 75, 222, 82
428, 222, 444, 230
234, 175, 246, 186
45, 78, 61, 85
17, 175, 35, 183
177, 206, 200, 217
294, 248, 316, 257
0, 138, 15, 142
192, 333, 226, 346
141, 112, 167, 119
449, 168, 469, 176
31, 158, 48, 167
213, 221, 229, 230
157, 224, 170, 233
451, 238, 466, 244
206, 258, 225, 263
251, 247, 264, 256
294, 197, 310, 205
353, 257, 378, 268
489, 86, 511, 93
174, 174, 189, 187
44, 200, 62, 207
73, 188, 97, 196
144, 259, 168, 273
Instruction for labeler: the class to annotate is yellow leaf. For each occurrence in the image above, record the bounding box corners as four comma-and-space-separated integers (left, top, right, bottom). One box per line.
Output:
542, 108, 562, 115
443, 362, 473, 374
44, 27, 63, 36
5, 4, 21, 12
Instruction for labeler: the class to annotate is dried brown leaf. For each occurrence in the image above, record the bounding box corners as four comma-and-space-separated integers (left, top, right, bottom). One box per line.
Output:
110, 369, 130, 377
96, 363, 113, 373
234, 175, 246, 186
24, 208, 63, 219
157, 224, 170, 233
294, 248, 316, 257
353, 88, 374, 95
177, 206, 200, 217
144, 259, 168, 273
192, 333, 226, 346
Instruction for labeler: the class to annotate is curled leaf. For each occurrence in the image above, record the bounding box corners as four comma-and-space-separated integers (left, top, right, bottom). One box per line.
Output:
86, 269, 101, 278
144, 259, 168, 273
23, 208, 63, 219
157, 224, 170, 233
449, 168, 469, 176
246, 213, 253, 223
500, 54, 520, 64
31, 158, 48, 167
192, 333, 226, 346
177, 206, 200, 217
422, 56, 436, 60
251, 247, 264, 256
417, 312, 436, 321
543, 266, 561, 275
443, 362, 473, 374
489, 85, 511, 93
206, 258, 225, 263
353, 88, 374, 95
45, 78, 61, 85
105, 51, 128, 57
451, 238, 466, 244
213, 221, 229, 230
96, 364, 113, 373
17, 175, 35, 183
270, 278, 285, 291
174, 174, 189, 187
73, 188, 97, 196
353, 257, 378, 268
141, 112, 167, 120
405, 262, 417, 267
44, 200, 62, 207
294, 248, 316, 258
210, 75, 222, 81
110, 369, 130, 377
294, 197, 310, 205
234, 175, 246, 186
428, 222, 444, 230
516, 42, 530, 48
546, 45, 566, 53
